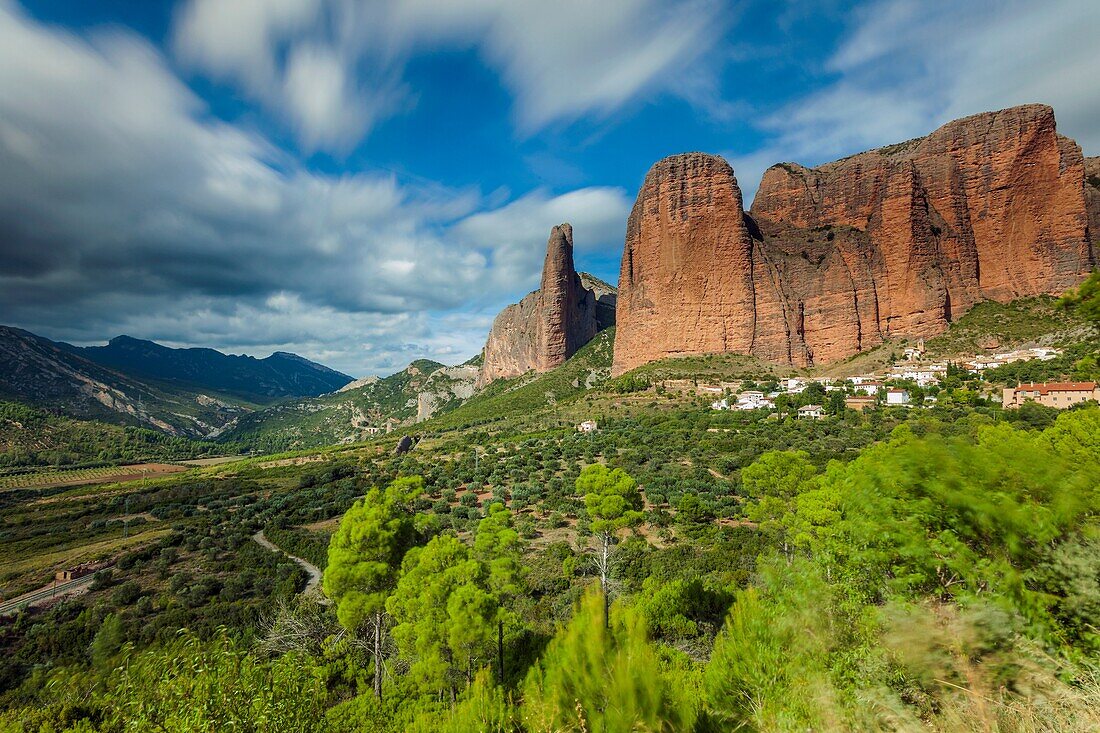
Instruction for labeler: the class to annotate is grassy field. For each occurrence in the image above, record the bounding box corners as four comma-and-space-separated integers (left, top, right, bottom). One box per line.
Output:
0, 527, 171, 599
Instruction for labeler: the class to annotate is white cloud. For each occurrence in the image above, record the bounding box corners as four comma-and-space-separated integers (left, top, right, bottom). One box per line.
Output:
172, 0, 730, 151
453, 187, 632, 292
0, 3, 627, 374
738, 0, 1100, 198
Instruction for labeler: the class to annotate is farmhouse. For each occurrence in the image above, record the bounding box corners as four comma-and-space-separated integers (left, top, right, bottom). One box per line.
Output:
1002, 382, 1100, 409
885, 389, 910, 406
797, 404, 824, 419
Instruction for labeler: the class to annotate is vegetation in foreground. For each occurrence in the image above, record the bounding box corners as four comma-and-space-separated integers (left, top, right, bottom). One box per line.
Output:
1, 278, 1097, 730
1, 402, 1097, 731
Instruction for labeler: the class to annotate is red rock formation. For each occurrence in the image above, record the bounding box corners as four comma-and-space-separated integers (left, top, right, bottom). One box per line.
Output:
613, 105, 1095, 375
479, 224, 610, 386
1086, 156, 1100, 243
613, 154, 759, 375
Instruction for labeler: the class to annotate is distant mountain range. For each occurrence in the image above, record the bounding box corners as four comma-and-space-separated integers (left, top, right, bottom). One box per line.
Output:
0, 326, 352, 437
64, 335, 352, 402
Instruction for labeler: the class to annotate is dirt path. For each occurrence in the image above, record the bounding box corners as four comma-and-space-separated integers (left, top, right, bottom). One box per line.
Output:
252, 531, 327, 603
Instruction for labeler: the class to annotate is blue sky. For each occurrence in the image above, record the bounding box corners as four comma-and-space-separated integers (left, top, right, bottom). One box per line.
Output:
1, 0, 1097, 376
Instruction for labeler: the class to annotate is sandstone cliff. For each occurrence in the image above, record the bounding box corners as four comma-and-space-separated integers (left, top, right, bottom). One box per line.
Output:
1086, 156, 1100, 242
479, 224, 615, 386
613, 105, 1096, 375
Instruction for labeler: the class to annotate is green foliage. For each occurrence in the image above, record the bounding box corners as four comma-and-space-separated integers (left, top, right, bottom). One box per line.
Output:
475, 503, 524, 601
1044, 406, 1100, 464
636, 576, 731, 641
324, 477, 422, 634
741, 450, 823, 554
387, 534, 499, 693
89, 613, 123, 669
4, 632, 328, 732
0, 400, 234, 468
606, 373, 650, 394
522, 587, 694, 732
1059, 269, 1100, 326
924, 295, 1087, 357
824, 423, 1099, 614
578, 465, 644, 535
407, 670, 518, 732
704, 566, 835, 730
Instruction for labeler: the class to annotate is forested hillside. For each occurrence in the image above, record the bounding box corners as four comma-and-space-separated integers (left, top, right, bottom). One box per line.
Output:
3, 399, 1098, 731
0, 401, 234, 468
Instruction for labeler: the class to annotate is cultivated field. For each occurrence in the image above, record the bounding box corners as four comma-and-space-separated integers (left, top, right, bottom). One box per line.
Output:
0, 463, 187, 491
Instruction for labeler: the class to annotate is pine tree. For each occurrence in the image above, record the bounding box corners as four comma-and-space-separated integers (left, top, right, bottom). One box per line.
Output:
578, 465, 644, 627
324, 476, 423, 698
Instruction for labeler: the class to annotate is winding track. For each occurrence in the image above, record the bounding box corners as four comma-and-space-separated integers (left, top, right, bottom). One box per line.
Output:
252, 530, 327, 602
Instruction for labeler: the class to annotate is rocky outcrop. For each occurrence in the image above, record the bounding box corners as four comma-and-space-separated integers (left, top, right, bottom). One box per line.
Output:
416, 365, 479, 421
613, 154, 760, 375
1086, 156, 1100, 243
479, 225, 614, 386
612, 105, 1096, 375
580, 272, 618, 331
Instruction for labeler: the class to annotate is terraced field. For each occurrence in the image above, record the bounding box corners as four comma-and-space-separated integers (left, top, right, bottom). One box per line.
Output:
0, 463, 187, 490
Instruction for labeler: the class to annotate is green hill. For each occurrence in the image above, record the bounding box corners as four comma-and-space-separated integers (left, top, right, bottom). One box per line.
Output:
221, 359, 478, 452
0, 400, 233, 468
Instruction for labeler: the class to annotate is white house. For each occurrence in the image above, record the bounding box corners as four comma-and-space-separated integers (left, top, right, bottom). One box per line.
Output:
577, 420, 598, 433
888, 367, 942, 387
854, 381, 884, 395
797, 404, 824, 419
885, 389, 910, 405
784, 378, 806, 394
711, 399, 730, 411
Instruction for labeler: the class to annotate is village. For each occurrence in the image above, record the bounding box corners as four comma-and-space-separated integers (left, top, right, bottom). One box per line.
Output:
686, 342, 1098, 419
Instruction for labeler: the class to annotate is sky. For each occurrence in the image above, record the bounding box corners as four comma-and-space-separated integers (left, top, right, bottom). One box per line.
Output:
0, 0, 1098, 377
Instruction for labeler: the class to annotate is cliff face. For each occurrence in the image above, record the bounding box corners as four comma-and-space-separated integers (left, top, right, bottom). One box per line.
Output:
479, 224, 613, 386
613, 105, 1096, 375
1087, 156, 1100, 242
613, 154, 759, 373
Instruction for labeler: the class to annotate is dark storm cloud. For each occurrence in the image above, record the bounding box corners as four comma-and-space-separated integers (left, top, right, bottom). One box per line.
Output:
0, 2, 632, 374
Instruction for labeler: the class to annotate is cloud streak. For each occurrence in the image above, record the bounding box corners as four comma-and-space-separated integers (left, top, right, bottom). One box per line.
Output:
0, 3, 629, 375
173, 0, 730, 151
730, 0, 1100, 205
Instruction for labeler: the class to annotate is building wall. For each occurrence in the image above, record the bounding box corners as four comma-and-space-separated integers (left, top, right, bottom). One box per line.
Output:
1003, 385, 1100, 408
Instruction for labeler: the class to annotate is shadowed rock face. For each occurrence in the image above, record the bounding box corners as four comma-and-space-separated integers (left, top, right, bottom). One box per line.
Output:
478, 224, 613, 386
1087, 156, 1100, 243
612, 105, 1096, 375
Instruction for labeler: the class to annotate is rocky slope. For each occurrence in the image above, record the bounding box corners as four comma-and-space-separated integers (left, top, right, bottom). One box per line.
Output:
0, 326, 249, 436
613, 105, 1096, 375
478, 224, 615, 386
221, 359, 479, 451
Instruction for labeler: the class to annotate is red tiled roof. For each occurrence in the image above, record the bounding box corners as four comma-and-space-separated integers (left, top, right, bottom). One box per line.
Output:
1016, 382, 1097, 395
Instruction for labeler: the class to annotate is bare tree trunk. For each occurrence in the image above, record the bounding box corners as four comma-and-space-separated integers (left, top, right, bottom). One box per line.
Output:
497, 618, 504, 684
599, 531, 611, 628
373, 611, 383, 699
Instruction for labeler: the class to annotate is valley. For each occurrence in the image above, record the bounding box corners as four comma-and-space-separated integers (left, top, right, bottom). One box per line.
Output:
1, 98, 1098, 731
